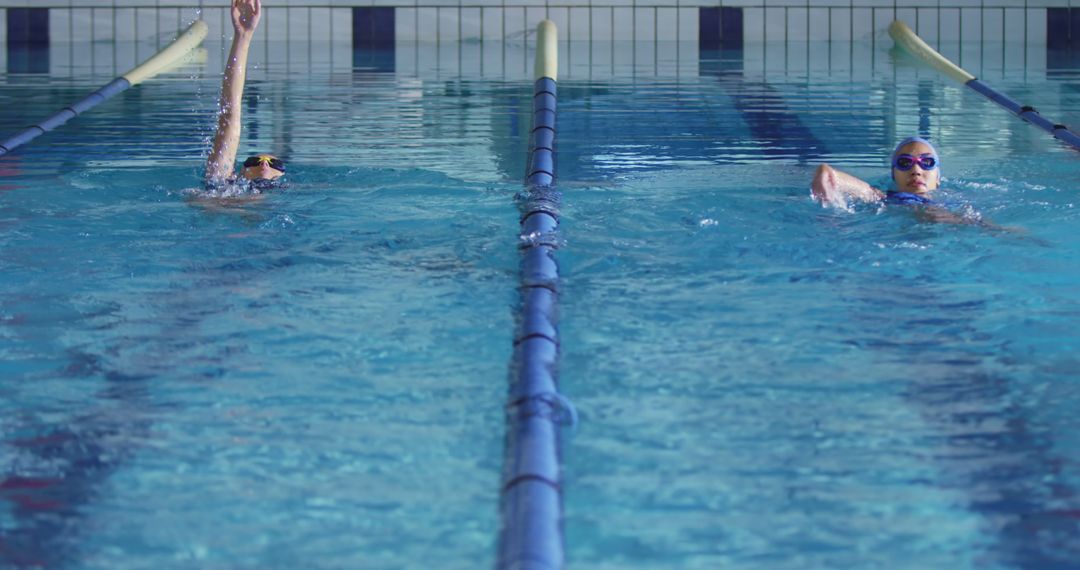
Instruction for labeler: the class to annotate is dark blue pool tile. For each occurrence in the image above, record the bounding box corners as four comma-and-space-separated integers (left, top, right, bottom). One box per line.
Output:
352, 7, 395, 71
6, 44, 50, 74
7, 8, 50, 46
353, 7, 395, 49
700, 7, 743, 51
1047, 8, 1080, 67
699, 7, 721, 51
1047, 8, 1070, 49
6, 8, 50, 74
721, 7, 743, 49
1073, 8, 1080, 48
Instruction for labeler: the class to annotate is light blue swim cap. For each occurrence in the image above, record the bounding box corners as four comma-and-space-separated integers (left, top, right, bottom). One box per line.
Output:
892, 136, 940, 172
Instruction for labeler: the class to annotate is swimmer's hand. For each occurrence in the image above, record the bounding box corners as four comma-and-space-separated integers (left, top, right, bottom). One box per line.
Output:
232, 0, 262, 36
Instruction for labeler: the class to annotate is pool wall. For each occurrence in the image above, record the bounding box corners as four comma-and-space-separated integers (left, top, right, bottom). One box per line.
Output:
2, 1, 1077, 46
4, 1, 1077, 78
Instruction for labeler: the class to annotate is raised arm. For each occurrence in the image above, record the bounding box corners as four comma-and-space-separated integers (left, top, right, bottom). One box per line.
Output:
811, 164, 885, 208
205, 0, 262, 183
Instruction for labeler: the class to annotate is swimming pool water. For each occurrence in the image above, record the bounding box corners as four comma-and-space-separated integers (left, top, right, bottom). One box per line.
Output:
3, 38, 1080, 568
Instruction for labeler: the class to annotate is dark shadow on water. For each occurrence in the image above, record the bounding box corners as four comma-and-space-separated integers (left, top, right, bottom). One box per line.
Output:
5, 44, 49, 75
0, 207, 307, 565
904, 370, 1080, 569
700, 48, 831, 163
0, 354, 152, 568
1047, 47, 1080, 78
352, 48, 395, 73
846, 280, 1080, 569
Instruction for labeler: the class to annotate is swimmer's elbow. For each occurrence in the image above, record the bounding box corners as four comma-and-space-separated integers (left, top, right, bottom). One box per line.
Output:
811, 164, 837, 202
204, 161, 230, 185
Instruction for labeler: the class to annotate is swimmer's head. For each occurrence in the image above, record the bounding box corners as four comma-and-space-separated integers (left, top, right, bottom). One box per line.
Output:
241, 154, 285, 181
890, 137, 939, 194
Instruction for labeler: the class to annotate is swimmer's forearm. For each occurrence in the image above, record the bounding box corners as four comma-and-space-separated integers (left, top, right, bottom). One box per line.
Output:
206, 31, 254, 181
812, 164, 883, 206
830, 169, 882, 202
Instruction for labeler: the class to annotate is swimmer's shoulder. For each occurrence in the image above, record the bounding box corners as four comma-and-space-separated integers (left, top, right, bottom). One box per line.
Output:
202, 176, 284, 195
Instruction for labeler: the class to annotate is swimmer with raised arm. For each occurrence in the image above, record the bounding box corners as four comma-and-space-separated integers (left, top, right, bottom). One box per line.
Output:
204, 0, 285, 190
812, 137, 940, 208
809, 136, 994, 225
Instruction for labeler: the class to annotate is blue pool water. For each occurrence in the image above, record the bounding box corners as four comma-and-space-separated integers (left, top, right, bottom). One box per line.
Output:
3, 38, 1080, 568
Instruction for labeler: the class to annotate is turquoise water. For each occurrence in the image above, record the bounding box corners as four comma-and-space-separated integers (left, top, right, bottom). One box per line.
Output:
3, 40, 1080, 568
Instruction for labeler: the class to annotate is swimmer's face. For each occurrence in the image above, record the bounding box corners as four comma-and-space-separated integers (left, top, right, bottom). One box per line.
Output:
241, 155, 285, 181
891, 141, 939, 194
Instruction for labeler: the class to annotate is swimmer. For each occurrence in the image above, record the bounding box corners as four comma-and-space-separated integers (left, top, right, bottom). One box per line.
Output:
811, 136, 940, 208
204, 0, 284, 189
810, 136, 990, 225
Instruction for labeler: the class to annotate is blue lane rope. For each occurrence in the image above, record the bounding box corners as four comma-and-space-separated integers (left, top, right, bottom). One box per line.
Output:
964, 80, 1080, 150
497, 21, 571, 567
0, 21, 207, 158
0, 79, 132, 157
889, 20, 1080, 152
